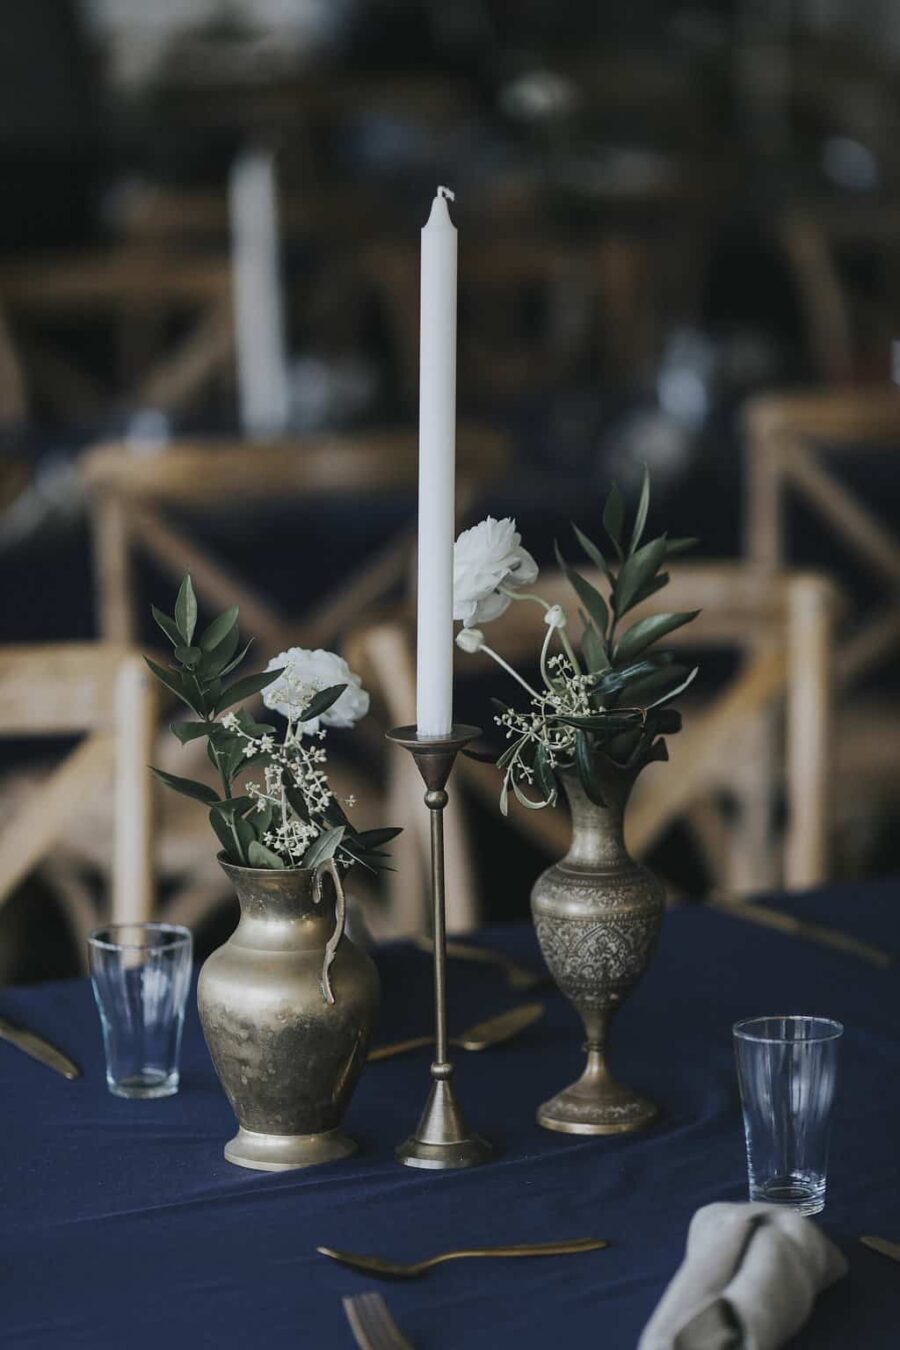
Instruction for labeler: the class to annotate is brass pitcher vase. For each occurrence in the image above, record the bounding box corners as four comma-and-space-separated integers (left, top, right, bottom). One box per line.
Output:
198, 857, 380, 1171
531, 766, 664, 1135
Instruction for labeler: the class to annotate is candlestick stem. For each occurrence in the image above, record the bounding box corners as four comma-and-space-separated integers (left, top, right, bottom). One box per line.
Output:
386, 725, 495, 1169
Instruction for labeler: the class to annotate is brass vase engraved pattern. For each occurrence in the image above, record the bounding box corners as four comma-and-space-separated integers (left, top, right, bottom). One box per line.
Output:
531, 767, 664, 1135
198, 858, 380, 1171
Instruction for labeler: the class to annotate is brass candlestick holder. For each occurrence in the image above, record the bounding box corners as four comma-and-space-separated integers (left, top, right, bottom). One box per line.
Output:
386, 724, 495, 1169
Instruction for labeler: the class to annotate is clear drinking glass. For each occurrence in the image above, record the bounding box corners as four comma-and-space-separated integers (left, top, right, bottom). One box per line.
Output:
734, 1015, 843, 1216
89, 923, 192, 1099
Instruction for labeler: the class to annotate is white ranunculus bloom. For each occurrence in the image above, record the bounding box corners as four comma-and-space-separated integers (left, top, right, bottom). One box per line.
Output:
453, 516, 538, 628
262, 648, 370, 732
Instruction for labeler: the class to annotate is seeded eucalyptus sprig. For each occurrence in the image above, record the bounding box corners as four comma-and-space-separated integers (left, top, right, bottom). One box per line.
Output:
146, 575, 400, 871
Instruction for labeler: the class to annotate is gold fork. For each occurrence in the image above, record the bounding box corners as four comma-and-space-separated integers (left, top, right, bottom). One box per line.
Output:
342, 1292, 415, 1350
320, 1237, 609, 1280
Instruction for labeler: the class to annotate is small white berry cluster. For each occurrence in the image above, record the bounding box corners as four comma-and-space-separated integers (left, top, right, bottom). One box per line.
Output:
223, 714, 344, 867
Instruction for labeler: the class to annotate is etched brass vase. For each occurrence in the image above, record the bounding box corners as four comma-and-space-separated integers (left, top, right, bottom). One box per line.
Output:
531, 766, 664, 1135
198, 857, 380, 1171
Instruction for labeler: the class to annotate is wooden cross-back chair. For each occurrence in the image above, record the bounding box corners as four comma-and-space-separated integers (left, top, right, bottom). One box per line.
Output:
0, 247, 234, 421
81, 426, 509, 652
360, 235, 671, 408
0, 644, 156, 971
346, 563, 840, 935
779, 204, 900, 384
745, 386, 900, 847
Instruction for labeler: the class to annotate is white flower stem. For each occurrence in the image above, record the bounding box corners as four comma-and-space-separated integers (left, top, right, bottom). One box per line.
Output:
480, 643, 543, 701
539, 621, 554, 688
500, 586, 583, 675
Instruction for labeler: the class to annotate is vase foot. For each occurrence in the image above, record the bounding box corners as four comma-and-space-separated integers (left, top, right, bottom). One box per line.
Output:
537, 1077, 658, 1136
224, 1126, 357, 1171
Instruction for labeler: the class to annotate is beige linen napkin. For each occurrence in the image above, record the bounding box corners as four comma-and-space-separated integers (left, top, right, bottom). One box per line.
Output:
638, 1202, 847, 1350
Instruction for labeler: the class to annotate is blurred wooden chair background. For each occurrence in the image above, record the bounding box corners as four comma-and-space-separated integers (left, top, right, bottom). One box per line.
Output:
0, 248, 233, 423
745, 386, 900, 863
361, 232, 704, 406
82, 426, 508, 651
346, 563, 840, 934
780, 204, 900, 384
0, 644, 156, 974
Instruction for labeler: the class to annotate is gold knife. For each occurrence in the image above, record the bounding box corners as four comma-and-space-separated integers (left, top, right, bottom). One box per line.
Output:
369, 1001, 544, 1062
708, 897, 895, 969
861, 1235, 900, 1264
0, 1016, 81, 1080
413, 935, 549, 990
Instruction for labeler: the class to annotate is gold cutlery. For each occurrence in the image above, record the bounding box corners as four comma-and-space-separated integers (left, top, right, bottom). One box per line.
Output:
0, 1016, 80, 1080
860, 1235, 900, 1264
709, 897, 895, 969
413, 934, 548, 990
368, 1001, 544, 1062
342, 1292, 415, 1350
321, 1237, 609, 1280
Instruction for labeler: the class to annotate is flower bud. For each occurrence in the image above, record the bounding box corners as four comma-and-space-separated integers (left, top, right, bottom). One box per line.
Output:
455, 626, 485, 654
543, 604, 567, 630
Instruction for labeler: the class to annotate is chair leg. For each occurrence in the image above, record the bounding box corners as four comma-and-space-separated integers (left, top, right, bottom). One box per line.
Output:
785, 577, 833, 889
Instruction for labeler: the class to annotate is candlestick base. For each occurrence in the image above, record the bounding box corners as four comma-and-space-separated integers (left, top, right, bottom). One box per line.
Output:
395, 1076, 494, 1170
386, 723, 495, 1171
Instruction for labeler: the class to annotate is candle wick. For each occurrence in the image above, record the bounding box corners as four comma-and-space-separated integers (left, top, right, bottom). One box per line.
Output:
437, 185, 456, 201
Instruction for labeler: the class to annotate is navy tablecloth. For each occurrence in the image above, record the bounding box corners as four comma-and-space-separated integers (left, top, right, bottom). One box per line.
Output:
2, 878, 900, 1349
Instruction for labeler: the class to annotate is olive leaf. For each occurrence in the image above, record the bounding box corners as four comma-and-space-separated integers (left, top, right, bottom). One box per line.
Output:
579, 612, 609, 673
144, 658, 206, 717
199, 606, 239, 653
355, 827, 403, 849
170, 719, 214, 744
559, 559, 609, 638
150, 767, 220, 805
151, 606, 182, 647
613, 535, 668, 616
575, 730, 607, 807
197, 624, 241, 679
602, 483, 625, 559
248, 840, 285, 869
571, 524, 611, 581
629, 465, 650, 555
215, 667, 283, 714
299, 684, 346, 725
174, 574, 198, 646
615, 611, 700, 663
303, 826, 345, 869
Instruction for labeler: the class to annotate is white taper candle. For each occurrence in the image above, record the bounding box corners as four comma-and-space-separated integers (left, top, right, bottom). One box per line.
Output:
416, 187, 458, 737
229, 146, 291, 438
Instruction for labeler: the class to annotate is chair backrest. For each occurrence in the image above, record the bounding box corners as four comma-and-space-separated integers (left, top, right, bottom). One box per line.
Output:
0, 643, 156, 933
360, 234, 677, 406
779, 205, 900, 383
347, 562, 840, 931
744, 386, 900, 689
81, 426, 510, 653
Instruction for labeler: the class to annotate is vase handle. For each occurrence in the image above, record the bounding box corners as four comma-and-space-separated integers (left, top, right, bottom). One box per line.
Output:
313, 857, 346, 1005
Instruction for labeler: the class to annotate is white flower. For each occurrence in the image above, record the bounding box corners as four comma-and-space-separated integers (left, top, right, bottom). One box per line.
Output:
543, 604, 567, 630
453, 517, 538, 628
455, 626, 485, 654
262, 648, 370, 733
